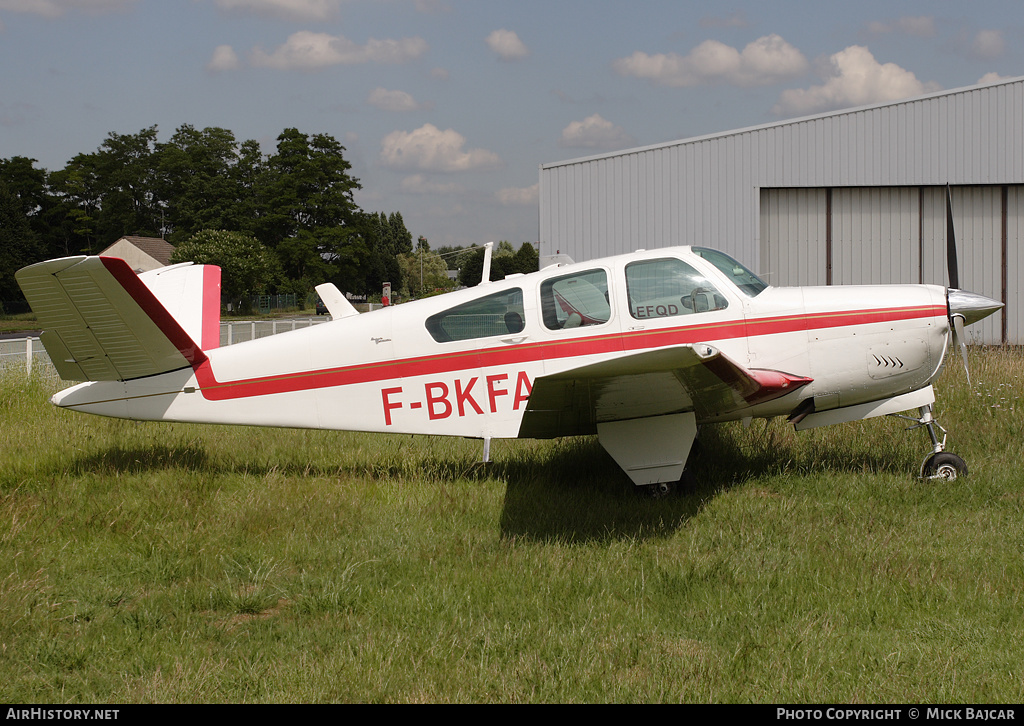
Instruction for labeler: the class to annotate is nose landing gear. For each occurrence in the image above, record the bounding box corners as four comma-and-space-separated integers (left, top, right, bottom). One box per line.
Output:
894, 404, 969, 480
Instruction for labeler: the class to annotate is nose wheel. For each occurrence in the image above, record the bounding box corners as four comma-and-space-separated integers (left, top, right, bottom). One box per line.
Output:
921, 451, 969, 480
894, 404, 969, 480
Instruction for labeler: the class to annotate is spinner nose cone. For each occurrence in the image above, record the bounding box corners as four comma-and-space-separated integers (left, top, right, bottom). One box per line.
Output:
947, 289, 1003, 325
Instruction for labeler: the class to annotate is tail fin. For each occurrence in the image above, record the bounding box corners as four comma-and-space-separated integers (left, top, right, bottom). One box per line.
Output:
138, 262, 222, 351
16, 256, 220, 382
314, 282, 359, 319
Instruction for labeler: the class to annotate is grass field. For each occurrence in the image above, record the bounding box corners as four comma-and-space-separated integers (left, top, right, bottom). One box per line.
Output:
1, 350, 1023, 703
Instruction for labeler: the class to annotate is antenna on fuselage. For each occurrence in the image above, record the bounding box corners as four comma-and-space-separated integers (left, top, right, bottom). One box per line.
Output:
481, 242, 493, 285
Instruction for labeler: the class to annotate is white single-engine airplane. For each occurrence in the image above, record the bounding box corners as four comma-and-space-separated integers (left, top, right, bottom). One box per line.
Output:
16, 199, 1002, 495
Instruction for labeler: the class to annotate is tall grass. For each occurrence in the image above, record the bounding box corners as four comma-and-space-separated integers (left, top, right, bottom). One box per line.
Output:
1, 351, 1023, 703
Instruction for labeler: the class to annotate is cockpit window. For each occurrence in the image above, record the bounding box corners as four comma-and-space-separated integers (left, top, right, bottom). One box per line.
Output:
626, 258, 728, 319
540, 269, 610, 330
426, 288, 525, 342
692, 247, 768, 297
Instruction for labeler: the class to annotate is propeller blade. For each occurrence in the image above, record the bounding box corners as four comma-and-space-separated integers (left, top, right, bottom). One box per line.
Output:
946, 185, 960, 290
952, 314, 970, 386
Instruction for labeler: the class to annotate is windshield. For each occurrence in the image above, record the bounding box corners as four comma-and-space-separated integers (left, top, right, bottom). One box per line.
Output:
692, 247, 768, 297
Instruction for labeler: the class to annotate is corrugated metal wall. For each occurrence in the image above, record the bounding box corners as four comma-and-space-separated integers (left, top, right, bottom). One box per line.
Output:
758, 188, 828, 286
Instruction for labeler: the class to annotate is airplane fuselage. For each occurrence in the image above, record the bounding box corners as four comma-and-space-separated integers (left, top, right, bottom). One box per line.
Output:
53, 247, 950, 443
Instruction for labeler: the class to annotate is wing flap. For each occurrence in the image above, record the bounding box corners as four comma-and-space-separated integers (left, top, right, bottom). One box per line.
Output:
16, 256, 206, 381
518, 344, 811, 438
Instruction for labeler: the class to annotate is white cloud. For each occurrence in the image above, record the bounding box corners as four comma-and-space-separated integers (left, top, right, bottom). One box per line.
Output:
496, 183, 538, 206
400, 174, 464, 195
368, 88, 431, 112
866, 16, 936, 37
773, 45, 941, 116
486, 29, 529, 61
210, 0, 343, 21
971, 30, 1005, 60
380, 124, 502, 173
978, 72, 1012, 85
250, 31, 428, 70
559, 114, 635, 150
207, 44, 241, 73
613, 34, 808, 88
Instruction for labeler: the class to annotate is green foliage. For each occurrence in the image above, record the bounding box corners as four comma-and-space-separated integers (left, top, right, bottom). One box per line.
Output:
398, 247, 454, 298
171, 230, 278, 302
0, 180, 44, 311
156, 125, 262, 243
56, 126, 164, 244
457, 241, 539, 287
361, 210, 413, 295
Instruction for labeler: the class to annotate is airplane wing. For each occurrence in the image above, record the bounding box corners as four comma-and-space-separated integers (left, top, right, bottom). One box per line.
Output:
518, 344, 812, 439
16, 256, 206, 382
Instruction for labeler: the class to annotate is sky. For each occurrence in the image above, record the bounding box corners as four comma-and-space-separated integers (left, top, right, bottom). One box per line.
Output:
1, 0, 1022, 249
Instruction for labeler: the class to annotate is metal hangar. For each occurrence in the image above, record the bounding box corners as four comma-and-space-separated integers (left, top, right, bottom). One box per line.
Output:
538, 76, 1024, 344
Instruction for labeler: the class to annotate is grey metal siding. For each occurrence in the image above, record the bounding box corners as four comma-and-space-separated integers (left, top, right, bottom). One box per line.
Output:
759, 188, 828, 287
1009, 187, 1024, 344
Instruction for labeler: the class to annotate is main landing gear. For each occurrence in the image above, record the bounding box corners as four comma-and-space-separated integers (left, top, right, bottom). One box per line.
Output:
638, 469, 698, 499
894, 404, 969, 481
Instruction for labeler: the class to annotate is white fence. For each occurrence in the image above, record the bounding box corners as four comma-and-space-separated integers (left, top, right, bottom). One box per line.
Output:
0, 337, 50, 375
1, 317, 332, 375
219, 317, 328, 346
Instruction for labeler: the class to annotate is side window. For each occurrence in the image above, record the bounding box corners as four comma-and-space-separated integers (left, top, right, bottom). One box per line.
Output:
425, 288, 525, 343
626, 258, 728, 320
540, 269, 610, 330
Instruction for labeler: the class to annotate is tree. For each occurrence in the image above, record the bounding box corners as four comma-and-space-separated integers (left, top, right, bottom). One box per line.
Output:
170, 230, 278, 306
399, 236, 454, 297
0, 180, 44, 312
253, 129, 365, 292
457, 242, 538, 287
156, 125, 262, 243
62, 127, 164, 241
0, 157, 48, 221
256, 129, 360, 241
362, 210, 412, 296
46, 158, 103, 255
511, 241, 539, 275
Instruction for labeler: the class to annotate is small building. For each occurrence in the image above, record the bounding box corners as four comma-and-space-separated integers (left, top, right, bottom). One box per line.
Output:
539, 76, 1024, 344
99, 236, 175, 273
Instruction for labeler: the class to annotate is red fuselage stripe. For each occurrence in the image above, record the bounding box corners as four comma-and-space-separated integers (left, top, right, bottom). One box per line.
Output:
191, 304, 945, 401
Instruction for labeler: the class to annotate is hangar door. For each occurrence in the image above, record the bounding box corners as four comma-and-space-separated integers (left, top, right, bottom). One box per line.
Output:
760, 186, 1021, 345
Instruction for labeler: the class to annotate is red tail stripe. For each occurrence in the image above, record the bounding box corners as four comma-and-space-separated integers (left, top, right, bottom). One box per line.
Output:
99, 257, 208, 366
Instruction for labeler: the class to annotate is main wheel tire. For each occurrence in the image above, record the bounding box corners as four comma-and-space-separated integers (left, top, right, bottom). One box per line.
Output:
640, 480, 676, 499
638, 470, 698, 499
921, 452, 968, 480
